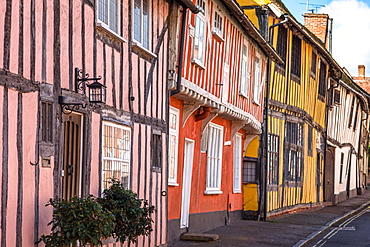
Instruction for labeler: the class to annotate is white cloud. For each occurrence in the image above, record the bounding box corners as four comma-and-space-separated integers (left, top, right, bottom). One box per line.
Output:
321, 0, 370, 76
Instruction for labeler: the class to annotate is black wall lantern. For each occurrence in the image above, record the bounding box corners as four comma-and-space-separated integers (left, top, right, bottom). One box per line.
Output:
59, 68, 106, 114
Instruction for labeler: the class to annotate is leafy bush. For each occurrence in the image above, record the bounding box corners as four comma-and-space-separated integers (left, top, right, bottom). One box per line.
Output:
36, 195, 115, 247
98, 180, 155, 245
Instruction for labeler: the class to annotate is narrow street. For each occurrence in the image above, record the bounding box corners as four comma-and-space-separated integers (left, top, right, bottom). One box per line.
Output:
307, 207, 370, 247
170, 190, 370, 247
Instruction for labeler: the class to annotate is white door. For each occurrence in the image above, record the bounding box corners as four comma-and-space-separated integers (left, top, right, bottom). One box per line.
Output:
180, 139, 195, 228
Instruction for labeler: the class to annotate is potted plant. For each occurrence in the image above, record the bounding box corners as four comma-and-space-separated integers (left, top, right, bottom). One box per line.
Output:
98, 180, 155, 246
36, 195, 115, 247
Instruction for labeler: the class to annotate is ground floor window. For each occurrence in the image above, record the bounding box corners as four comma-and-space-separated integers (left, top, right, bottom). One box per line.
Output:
268, 134, 279, 185
284, 122, 303, 183
205, 123, 224, 194
102, 121, 131, 190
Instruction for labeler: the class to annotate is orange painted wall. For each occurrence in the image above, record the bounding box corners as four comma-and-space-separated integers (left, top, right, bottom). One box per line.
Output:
168, 97, 244, 220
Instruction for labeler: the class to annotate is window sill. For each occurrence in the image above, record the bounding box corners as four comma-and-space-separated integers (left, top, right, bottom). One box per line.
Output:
239, 92, 249, 98
191, 58, 206, 70
168, 182, 179, 187
233, 190, 241, 194
132, 41, 157, 61
252, 99, 261, 106
204, 190, 223, 195
96, 21, 127, 43
212, 31, 225, 42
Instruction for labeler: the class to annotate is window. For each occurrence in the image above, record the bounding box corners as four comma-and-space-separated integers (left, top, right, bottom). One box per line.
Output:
152, 132, 162, 172
318, 60, 327, 99
308, 126, 313, 157
213, 11, 223, 38
333, 89, 341, 104
353, 102, 359, 130
348, 97, 355, 128
284, 122, 303, 183
168, 107, 180, 185
276, 25, 287, 68
291, 35, 301, 82
311, 51, 317, 77
233, 133, 242, 193
193, 0, 206, 64
267, 134, 279, 185
239, 43, 250, 96
97, 0, 120, 35
102, 122, 131, 191
41, 102, 53, 143
134, 0, 150, 49
339, 152, 344, 184
253, 56, 262, 104
243, 159, 257, 183
205, 123, 223, 194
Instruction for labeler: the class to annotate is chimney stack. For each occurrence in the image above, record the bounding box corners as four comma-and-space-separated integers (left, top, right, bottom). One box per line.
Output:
303, 13, 330, 48
358, 65, 365, 80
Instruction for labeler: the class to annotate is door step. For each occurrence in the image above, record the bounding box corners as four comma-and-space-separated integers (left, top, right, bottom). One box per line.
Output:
180, 233, 219, 242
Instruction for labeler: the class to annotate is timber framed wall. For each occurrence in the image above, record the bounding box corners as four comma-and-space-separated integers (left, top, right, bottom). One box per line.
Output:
0, 0, 169, 246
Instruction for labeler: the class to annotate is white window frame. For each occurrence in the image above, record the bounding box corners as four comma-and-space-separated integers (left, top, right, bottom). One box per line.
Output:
192, 0, 206, 66
253, 54, 262, 104
233, 133, 242, 193
212, 10, 224, 41
168, 107, 180, 186
133, 0, 151, 50
239, 41, 250, 97
96, 0, 122, 38
204, 123, 224, 194
101, 121, 131, 191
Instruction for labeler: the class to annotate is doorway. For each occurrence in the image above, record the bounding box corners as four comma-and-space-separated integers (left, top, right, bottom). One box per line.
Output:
62, 112, 83, 200
180, 139, 194, 228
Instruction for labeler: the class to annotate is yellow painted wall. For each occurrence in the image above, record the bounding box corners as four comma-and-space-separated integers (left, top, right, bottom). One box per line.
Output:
243, 183, 259, 211
245, 136, 259, 158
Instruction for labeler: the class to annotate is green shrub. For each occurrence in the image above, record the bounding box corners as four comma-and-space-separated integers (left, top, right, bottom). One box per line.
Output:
98, 180, 155, 245
36, 195, 115, 247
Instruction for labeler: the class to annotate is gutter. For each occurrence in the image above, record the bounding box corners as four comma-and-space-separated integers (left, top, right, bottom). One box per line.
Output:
222, 0, 283, 64
171, 2, 200, 96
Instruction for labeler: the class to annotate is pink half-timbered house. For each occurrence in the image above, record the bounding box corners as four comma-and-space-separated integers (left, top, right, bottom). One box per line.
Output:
167, 0, 281, 243
0, 0, 169, 246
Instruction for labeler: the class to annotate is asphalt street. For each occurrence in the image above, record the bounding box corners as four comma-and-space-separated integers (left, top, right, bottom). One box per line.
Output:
308, 207, 370, 247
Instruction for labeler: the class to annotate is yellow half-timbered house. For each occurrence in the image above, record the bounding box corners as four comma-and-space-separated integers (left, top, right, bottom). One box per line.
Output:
235, 0, 348, 217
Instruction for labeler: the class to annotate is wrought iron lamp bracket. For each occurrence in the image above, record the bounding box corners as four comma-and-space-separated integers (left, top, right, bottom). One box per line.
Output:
75, 68, 102, 94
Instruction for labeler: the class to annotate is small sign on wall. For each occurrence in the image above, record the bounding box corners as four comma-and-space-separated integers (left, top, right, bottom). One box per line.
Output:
42, 157, 51, 168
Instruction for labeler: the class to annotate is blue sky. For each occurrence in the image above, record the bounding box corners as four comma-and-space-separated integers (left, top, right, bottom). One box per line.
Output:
281, 0, 370, 76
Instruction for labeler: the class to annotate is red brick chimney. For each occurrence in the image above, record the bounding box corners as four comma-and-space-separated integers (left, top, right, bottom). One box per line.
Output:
358, 65, 365, 80
303, 13, 329, 47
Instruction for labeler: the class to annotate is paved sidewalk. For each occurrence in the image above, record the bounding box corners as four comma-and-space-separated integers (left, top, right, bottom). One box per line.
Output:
170, 190, 370, 247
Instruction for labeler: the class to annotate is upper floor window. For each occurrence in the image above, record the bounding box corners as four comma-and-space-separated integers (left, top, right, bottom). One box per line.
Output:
212, 11, 223, 39
291, 35, 301, 82
276, 25, 287, 69
193, 0, 206, 65
168, 107, 180, 185
134, 0, 150, 49
253, 56, 262, 104
98, 0, 120, 35
318, 60, 327, 100
240, 43, 250, 97
311, 51, 317, 77
102, 122, 131, 190
348, 97, 355, 128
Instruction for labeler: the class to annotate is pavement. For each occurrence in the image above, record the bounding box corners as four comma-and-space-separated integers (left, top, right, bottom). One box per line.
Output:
170, 189, 370, 247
